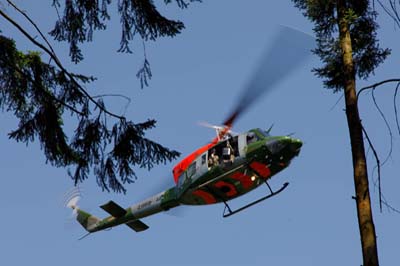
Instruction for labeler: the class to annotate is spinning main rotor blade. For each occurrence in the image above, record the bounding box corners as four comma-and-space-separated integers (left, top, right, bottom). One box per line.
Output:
223, 26, 314, 127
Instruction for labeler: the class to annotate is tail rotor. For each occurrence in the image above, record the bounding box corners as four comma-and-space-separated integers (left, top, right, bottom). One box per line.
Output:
63, 187, 82, 218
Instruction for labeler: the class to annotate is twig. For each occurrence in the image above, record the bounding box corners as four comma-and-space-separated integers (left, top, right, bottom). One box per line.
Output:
357, 78, 400, 213
361, 124, 382, 212
376, 0, 400, 28
93, 94, 131, 102
394, 82, 400, 135
371, 88, 393, 168
51, 0, 61, 20
389, 0, 400, 27
357, 79, 400, 213
381, 193, 400, 214
92, 94, 132, 116
357, 79, 400, 99
329, 94, 344, 111
7, 0, 57, 59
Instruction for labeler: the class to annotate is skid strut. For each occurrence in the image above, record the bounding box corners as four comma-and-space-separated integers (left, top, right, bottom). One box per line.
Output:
222, 182, 289, 218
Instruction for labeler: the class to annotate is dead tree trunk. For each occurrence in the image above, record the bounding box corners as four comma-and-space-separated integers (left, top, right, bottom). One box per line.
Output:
337, 1, 379, 265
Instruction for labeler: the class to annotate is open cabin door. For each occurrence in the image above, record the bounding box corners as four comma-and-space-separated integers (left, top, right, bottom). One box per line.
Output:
238, 133, 247, 157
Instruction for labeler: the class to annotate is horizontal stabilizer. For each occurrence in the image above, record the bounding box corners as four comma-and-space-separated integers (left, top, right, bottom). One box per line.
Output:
126, 220, 149, 232
100, 200, 127, 217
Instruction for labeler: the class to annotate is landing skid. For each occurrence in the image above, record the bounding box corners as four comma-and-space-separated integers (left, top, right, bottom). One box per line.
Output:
222, 181, 289, 218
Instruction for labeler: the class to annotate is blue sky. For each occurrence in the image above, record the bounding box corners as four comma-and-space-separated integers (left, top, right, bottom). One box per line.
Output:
1, 1, 399, 265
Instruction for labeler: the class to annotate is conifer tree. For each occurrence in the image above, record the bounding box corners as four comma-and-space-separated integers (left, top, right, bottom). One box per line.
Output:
292, 1, 400, 265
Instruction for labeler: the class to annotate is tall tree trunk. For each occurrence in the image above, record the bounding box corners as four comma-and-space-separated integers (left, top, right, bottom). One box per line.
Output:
337, 1, 379, 265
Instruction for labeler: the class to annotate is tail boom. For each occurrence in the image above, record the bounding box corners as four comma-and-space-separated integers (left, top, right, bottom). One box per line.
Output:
74, 187, 179, 233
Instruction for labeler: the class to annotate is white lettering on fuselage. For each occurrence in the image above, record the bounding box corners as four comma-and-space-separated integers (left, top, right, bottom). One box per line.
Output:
136, 193, 164, 210
137, 200, 152, 210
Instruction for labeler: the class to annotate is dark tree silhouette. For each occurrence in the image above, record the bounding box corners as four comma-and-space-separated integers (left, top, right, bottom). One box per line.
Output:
49, 0, 199, 62
292, 1, 400, 266
0, 0, 200, 193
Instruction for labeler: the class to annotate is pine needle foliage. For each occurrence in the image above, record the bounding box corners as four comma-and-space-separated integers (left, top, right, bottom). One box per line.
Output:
292, 0, 390, 91
50, 0, 201, 63
0, 36, 180, 193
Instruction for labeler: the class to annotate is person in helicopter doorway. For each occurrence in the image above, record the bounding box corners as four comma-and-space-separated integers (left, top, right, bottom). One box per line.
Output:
208, 148, 219, 168
222, 140, 235, 166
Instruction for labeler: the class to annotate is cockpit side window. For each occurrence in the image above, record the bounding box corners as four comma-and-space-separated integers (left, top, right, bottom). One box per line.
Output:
201, 154, 207, 165
177, 173, 185, 188
187, 161, 196, 177
178, 161, 196, 189
246, 132, 259, 144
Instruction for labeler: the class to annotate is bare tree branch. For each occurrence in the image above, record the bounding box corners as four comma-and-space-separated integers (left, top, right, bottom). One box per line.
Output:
7, 0, 57, 59
92, 94, 132, 116
381, 193, 400, 214
394, 82, 400, 135
361, 124, 382, 211
329, 94, 344, 111
357, 79, 400, 99
375, 0, 400, 28
357, 78, 400, 213
371, 88, 393, 168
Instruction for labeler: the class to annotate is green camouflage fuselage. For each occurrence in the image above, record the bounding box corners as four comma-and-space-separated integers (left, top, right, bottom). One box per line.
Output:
74, 129, 302, 233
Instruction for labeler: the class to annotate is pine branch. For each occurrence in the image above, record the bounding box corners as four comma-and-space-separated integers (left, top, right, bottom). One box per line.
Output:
164, 0, 202, 9
48, 0, 200, 61
0, 6, 125, 121
136, 41, 152, 88
0, 2, 181, 192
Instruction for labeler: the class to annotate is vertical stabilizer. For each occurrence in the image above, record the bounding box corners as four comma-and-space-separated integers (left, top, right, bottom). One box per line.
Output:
74, 208, 101, 232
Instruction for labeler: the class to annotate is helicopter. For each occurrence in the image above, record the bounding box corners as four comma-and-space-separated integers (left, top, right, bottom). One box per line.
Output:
66, 26, 314, 235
